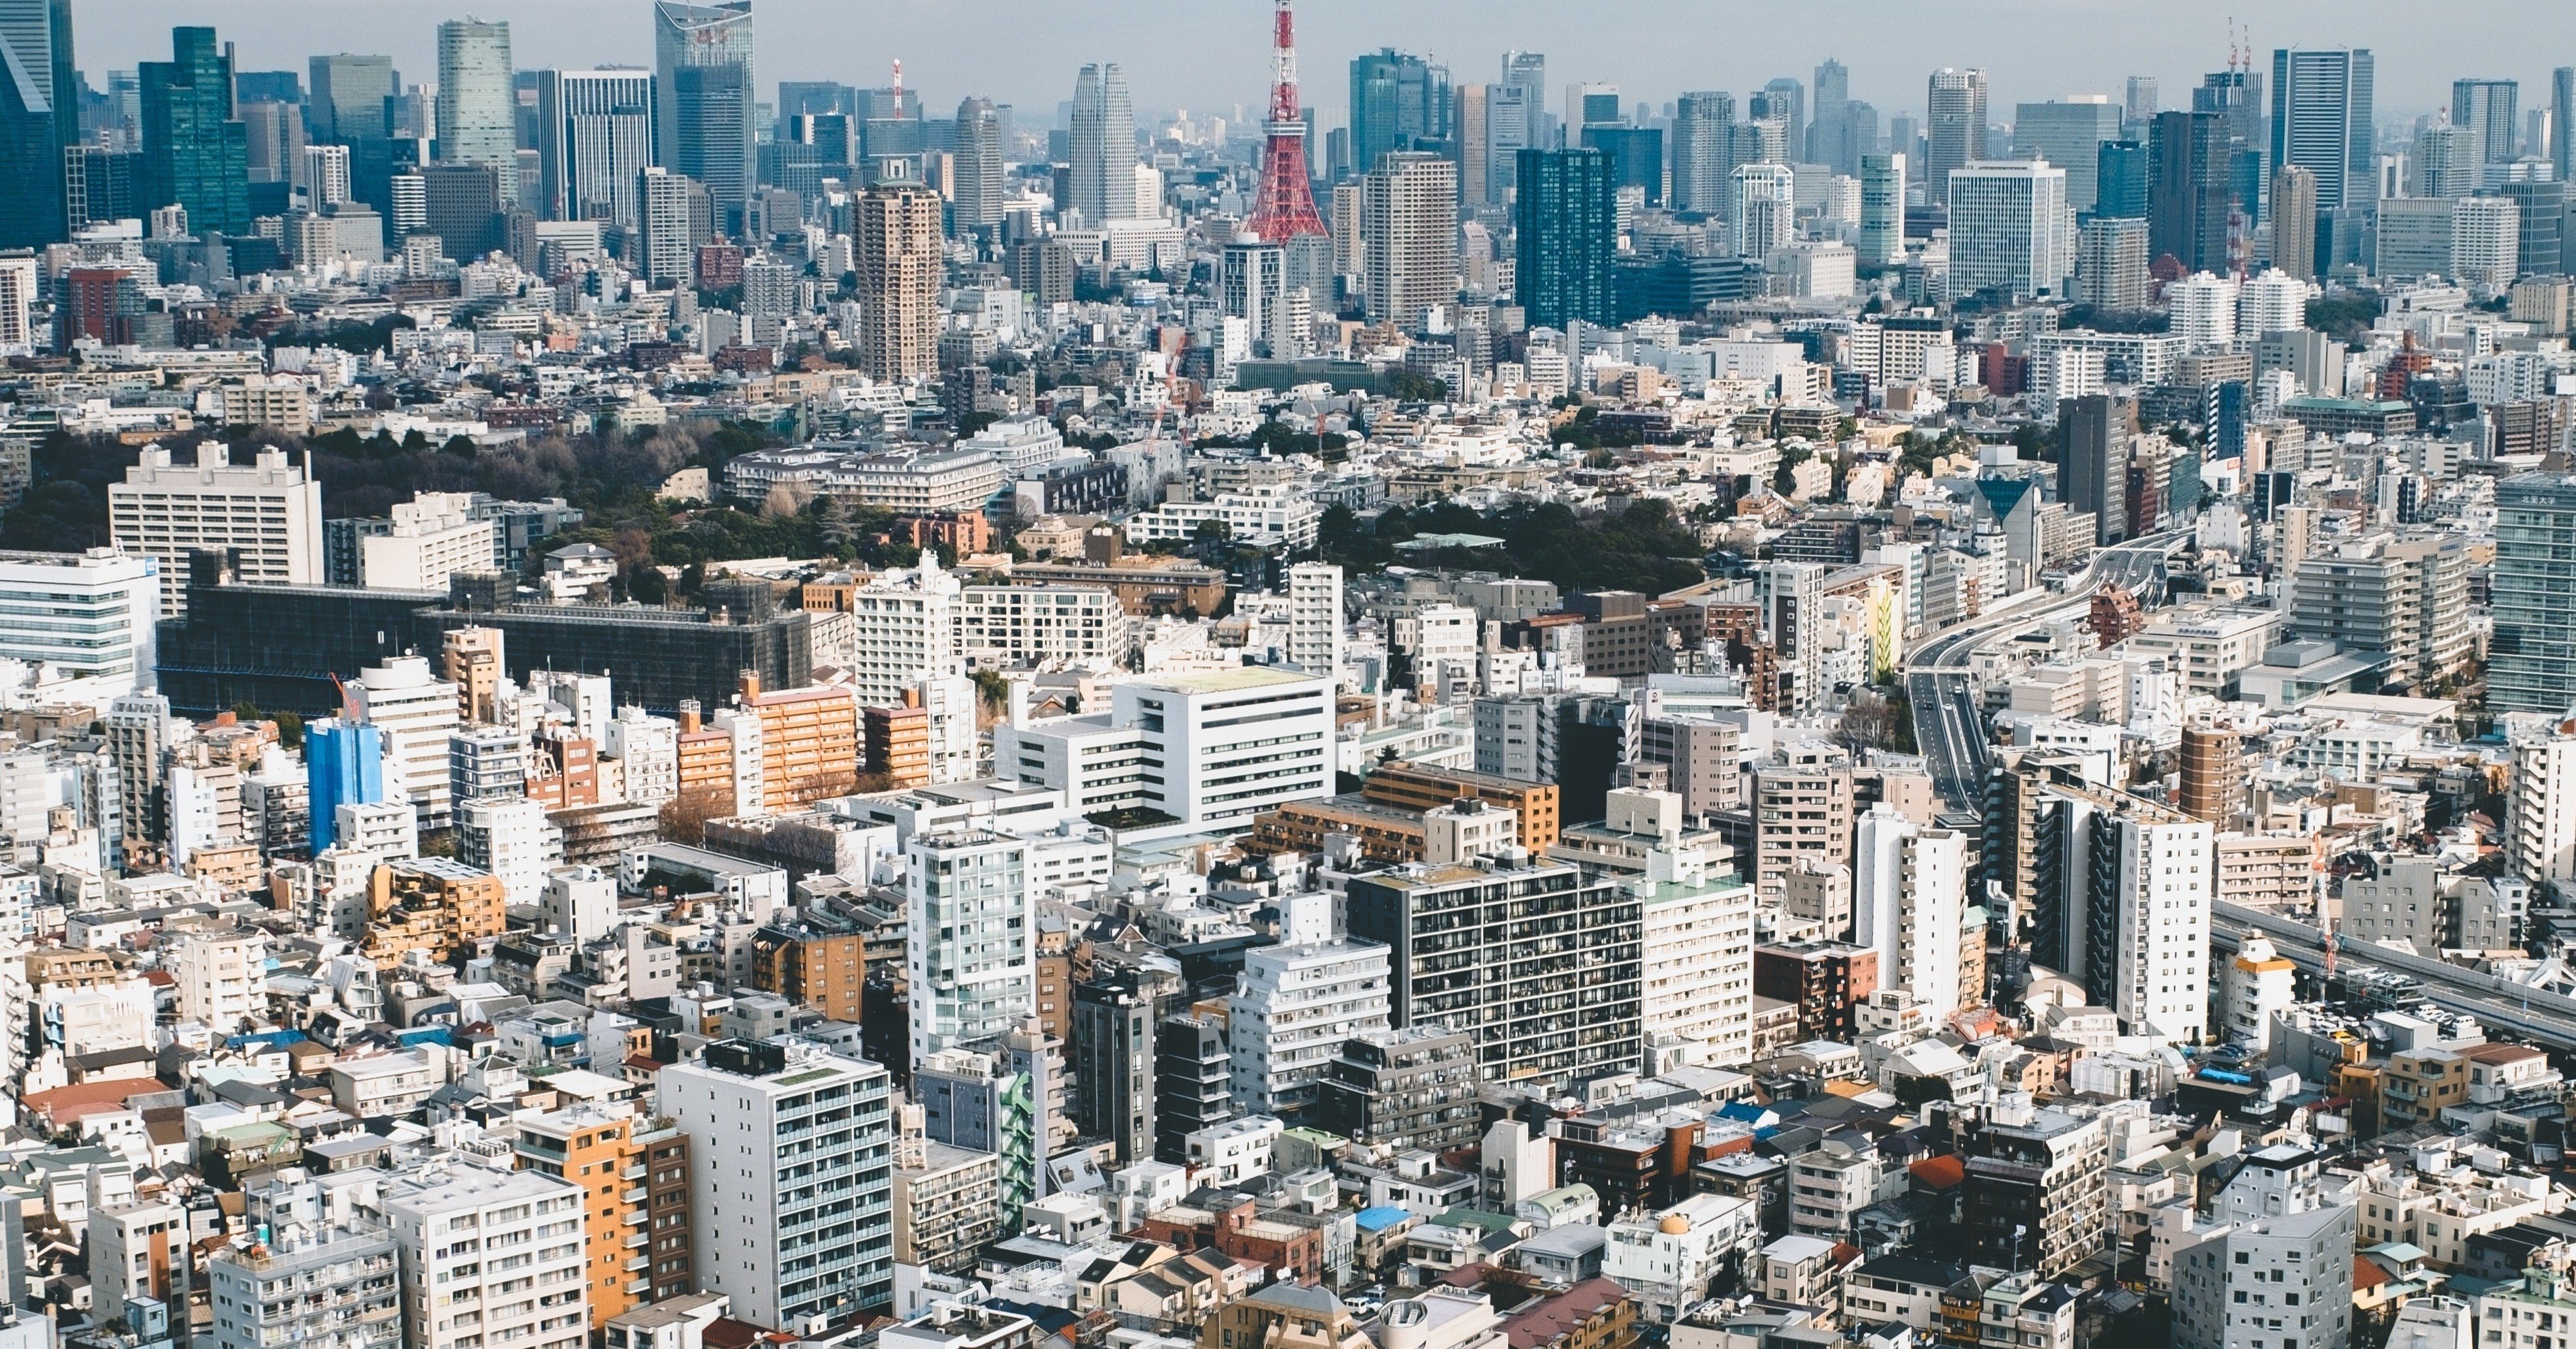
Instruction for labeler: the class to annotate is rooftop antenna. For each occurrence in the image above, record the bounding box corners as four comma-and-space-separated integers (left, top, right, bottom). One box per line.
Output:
890, 59, 904, 121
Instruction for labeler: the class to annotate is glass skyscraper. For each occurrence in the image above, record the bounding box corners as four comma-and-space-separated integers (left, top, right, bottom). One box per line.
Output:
2490, 473, 2576, 714
1348, 48, 1448, 178
0, 0, 74, 246
653, 0, 753, 228
1513, 146, 1616, 329
139, 25, 249, 236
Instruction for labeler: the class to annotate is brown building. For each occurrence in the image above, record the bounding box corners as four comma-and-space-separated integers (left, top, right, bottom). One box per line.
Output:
527, 730, 601, 810
1200, 1284, 1373, 1349
864, 697, 933, 787
1500, 1278, 1637, 1349
1360, 761, 1562, 851
749, 919, 869, 1021
1554, 1115, 1708, 1215
360, 859, 507, 968
2180, 723, 2244, 825
444, 626, 504, 724
1250, 796, 1428, 864
512, 1104, 694, 1317
1751, 942, 1879, 1043
893, 511, 994, 556
1013, 530, 1227, 616
743, 674, 860, 810
1564, 591, 1652, 679
2089, 586, 2144, 646
1133, 1193, 1327, 1286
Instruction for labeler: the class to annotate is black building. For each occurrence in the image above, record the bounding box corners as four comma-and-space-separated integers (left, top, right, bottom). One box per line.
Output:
156, 554, 816, 717
1153, 1011, 1234, 1164
1071, 976, 1157, 1166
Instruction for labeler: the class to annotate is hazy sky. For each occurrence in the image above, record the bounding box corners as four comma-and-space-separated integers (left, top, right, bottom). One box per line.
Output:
88, 0, 2576, 131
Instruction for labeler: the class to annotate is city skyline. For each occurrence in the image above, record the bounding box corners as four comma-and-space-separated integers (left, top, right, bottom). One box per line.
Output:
86, 0, 2576, 129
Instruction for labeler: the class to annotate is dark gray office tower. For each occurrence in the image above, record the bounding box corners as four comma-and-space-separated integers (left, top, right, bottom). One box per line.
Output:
1152, 1011, 1233, 1164
2556, 69, 2574, 184
2062, 394, 2128, 547
2148, 110, 2228, 273
2451, 78, 2519, 167
2503, 179, 2565, 278
1344, 858, 1641, 1094
654, 0, 753, 230
1807, 58, 1851, 171
1072, 976, 1157, 1165
2269, 48, 2372, 264
0, 0, 73, 246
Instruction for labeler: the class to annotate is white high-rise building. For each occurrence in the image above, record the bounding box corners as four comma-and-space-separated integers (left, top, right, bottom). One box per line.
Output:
352, 655, 462, 831
362, 492, 498, 592
1945, 159, 2070, 300
2453, 194, 2522, 288
2509, 729, 2576, 887
659, 1039, 894, 1327
539, 865, 619, 943
456, 795, 563, 904
1853, 804, 1968, 1018
992, 667, 1336, 833
907, 830, 1035, 1065
110, 443, 323, 618
171, 929, 266, 1034
607, 706, 678, 805
1637, 840, 1758, 1068
847, 558, 963, 707
1067, 63, 1139, 224
1228, 934, 1391, 1119
2171, 1145, 2357, 1349
1362, 151, 1458, 330
298, 143, 352, 208
537, 69, 656, 230
2168, 272, 2240, 348
2054, 783, 2213, 1041
379, 1166, 589, 1349
0, 548, 159, 695
1285, 562, 1344, 682
435, 20, 516, 170
2237, 268, 2311, 338
1731, 163, 1795, 258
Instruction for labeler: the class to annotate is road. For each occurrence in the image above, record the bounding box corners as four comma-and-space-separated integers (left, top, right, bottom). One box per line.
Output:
2210, 902, 2576, 1055
1905, 533, 2186, 813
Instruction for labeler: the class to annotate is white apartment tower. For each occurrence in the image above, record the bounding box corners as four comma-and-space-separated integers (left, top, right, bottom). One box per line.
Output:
907, 830, 1035, 1066
1228, 934, 1392, 1119
379, 1166, 589, 1349
658, 1039, 894, 1328
1853, 805, 1968, 1017
353, 655, 463, 831
1362, 151, 1458, 330
110, 443, 324, 617
1285, 562, 1345, 683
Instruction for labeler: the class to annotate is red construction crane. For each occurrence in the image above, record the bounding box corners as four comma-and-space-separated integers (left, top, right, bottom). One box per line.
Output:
1244, 0, 1328, 242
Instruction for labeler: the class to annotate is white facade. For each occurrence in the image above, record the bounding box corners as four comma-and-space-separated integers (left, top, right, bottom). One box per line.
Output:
0, 548, 159, 694
1604, 1194, 1760, 1322
994, 667, 1335, 833
379, 1166, 589, 1349
2168, 272, 2240, 349
456, 795, 564, 905
2508, 731, 2576, 887
2171, 1146, 2355, 1349
846, 559, 963, 707
605, 707, 678, 806
1120, 483, 1322, 551
110, 443, 324, 618
1853, 806, 1968, 1018
1227, 939, 1392, 1117
657, 1041, 893, 1331
2108, 806, 2213, 1041
2225, 936, 2296, 1054
958, 585, 1129, 669
362, 492, 499, 592
172, 929, 266, 1034
1946, 159, 2071, 299
353, 655, 462, 831
907, 830, 1035, 1065
1638, 870, 1757, 1068
1285, 562, 1344, 682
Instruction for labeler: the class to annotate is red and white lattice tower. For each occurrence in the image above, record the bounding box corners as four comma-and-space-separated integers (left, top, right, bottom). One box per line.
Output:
1244, 0, 1328, 242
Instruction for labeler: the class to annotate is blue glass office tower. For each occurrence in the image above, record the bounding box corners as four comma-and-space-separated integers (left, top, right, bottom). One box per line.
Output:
138, 26, 249, 236
2093, 140, 2148, 218
1514, 147, 1616, 330
0, 0, 75, 246
1348, 49, 1448, 177
1580, 125, 1663, 206
306, 718, 386, 853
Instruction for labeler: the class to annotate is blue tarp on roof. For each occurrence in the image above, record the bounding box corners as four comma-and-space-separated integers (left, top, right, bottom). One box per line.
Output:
227, 1030, 307, 1051
397, 1027, 454, 1047
1355, 1205, 1413, 1231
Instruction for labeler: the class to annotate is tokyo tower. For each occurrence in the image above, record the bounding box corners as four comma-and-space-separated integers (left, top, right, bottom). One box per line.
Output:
1244, 0, 1328, 242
